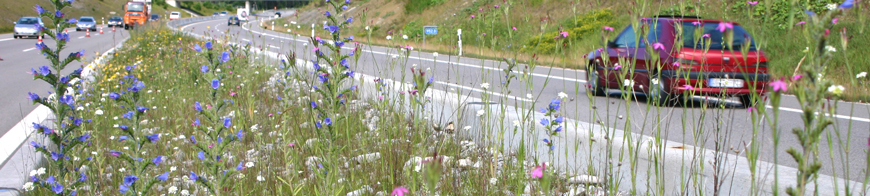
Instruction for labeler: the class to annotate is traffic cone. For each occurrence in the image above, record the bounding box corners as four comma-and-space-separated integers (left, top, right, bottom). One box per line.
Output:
86, 28, 90, 37
37, 34, 43, 43
100, 26, 103, 34
113, 25, 116, 32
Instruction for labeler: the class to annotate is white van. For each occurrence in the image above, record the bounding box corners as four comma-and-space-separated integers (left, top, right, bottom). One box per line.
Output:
169, 12, 181, 20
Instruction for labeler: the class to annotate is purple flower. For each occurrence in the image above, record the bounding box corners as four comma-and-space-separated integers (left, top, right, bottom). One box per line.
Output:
27, 92, 39, 101
220, 51, 231, 63
189, 171, 199, 181
51, 152, 62, 161
194, 102, 202, 111
109, 150, 121, 157
346, 16, 353, 24
119, 136, 129, 141
554, 126, 563, 132
192, 118, 201, 126
198, 151, 206, 160
152, 156, 163, 166
146, 134, 160, 143
804, 10, 815, 16
122, 111, 134, 119
325, 11, 331, 17
841, 0, 854, 9
652, 42, 665, 51
119, 184, 129, 194
771, 79, 788, 92
342, 5, 348, 10
716, 22, 733, 32
554, 116, 564, 124
79, 172, 87, 182
194, 44, 202, 52
157, 172, 169, 182
52, 184, 63, 194
109, 92, 120, 99
38, 66, 51, 76
77, 134, 90, 142
236, 129, 244, 139
54, 10, 64, 18
190, 135, 197, 144
129, 81, 145, 92
548, 99, 561, 111
324, 25, 339, 34
119, 125, 129, 130
60, 95, 75, 106
316, 121, 322, 128
311, 101, 317, 108
223, 118, 232, 128
34, 5, 44, 15
67, 18, 77, 24
205, 42, 213, 50
123, 175, 138, 185
136, 106, 148, 113
236, 161, 244, 170
324, 118, 332, 125
211, 79, 220, 89
540, 118, 549, 126
201, 65, 209, 73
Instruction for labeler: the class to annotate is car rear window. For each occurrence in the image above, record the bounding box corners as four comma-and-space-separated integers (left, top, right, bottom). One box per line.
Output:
681, 22, 756, 51
80, 18, 94, 22
171, 13, 180, 15
611, 21, 664, 48
17, 18, 38, 24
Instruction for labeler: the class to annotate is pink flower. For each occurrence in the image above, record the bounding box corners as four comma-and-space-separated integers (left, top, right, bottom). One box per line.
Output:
682, 84, 694, 90
313, 47, 319, 51
770, 79, 788, 92
796, 21, 806, 25
482, 33, 486, 35
747, 106, 756, 112
692, 21, 702, 26
531, 165, 545, 178
391, 186, 409, 196
672, 62, 681, 67
559, 31, 569, 38
208, 144, 214, 148
716, 22, 734, 32
702, 34, 711, 38
792, 74, 802, 81
479, 8, 483, 11
494, 4, 499, 8
512, 26, 517, 31
747, 1, 758, 5
315, 36, 321, 41
470, 14, 475, 19
230, 92, 237, 96
378, 96, 384, 99
287, 143, 295, 147
652, 42, 665, 51
268, 113, 273, 117
613, 63, 622, 70
603, 26, 614, 31
832, 18, 839, 24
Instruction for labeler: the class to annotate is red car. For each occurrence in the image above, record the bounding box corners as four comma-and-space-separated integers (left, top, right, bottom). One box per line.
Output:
585, 16, 768, 106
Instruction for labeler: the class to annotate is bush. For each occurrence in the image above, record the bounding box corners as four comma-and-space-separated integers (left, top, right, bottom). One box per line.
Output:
729, 0, 842, 28
404, 0, 445, 14
524, 9, 618, 54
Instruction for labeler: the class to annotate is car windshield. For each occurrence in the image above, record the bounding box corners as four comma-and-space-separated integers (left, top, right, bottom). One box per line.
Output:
151, 15, 158, 19
171, 13, 179, 15
111, 17, 122, 20
681, 22, 757, 51
17, 18, 38, 24
80, 18, 94, 22
126, 2, 144, 12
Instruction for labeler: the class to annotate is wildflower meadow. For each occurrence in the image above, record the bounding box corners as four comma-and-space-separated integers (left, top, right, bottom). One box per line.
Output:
16, 0, 870, 195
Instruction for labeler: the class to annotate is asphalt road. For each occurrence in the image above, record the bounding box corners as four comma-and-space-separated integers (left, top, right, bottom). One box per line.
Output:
175, 15, 870, 182
0, 27, 130, 135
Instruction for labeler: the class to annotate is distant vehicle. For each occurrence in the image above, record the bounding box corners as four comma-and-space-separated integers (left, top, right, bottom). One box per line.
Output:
220, 11, 228, 16
108, 16, 123, 27
213, 12, 219, 16
150, 14, 159, 21
13, 17, 44, 39
169, 12, 181, 20
123, 1, 150, 30
227, 16, 241, 26
275, 12, 282, 17
76, 16, 98, 31
586, 15, 769, 107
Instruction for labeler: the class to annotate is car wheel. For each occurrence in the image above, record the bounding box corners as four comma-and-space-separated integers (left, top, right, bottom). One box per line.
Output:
585, 62, 606, 96
648, 74, 678, 106
738, 94, 758, 108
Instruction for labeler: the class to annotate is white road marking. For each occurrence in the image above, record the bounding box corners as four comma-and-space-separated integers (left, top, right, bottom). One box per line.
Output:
0, 38, 14, 42
436, 81, 533, 102
231, 21, 870, 123
22, 47, 37, 52
77, 36, 84, 39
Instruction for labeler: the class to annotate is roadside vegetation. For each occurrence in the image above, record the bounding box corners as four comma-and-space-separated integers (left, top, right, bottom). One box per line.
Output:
18, 0, 870, 195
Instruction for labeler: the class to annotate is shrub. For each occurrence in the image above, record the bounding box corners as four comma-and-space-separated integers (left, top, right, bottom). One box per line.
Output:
404, 0, 446, 14
524, 9, 617, 54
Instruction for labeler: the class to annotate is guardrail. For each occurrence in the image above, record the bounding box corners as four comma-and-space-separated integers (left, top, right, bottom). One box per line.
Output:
166, 16, 225, 29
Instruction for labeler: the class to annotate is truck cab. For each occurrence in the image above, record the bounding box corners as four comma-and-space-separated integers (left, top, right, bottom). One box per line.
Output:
123, 1, 149, 29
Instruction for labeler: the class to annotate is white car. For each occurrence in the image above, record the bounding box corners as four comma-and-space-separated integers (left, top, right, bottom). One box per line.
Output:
169, 12, 181, 20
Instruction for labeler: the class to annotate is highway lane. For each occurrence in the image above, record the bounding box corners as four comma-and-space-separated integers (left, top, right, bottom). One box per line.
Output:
0, 27, 130, 136
185, 17, 870, 181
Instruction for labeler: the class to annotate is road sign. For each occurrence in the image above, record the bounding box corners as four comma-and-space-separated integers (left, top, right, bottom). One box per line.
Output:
424, 26, 437, 35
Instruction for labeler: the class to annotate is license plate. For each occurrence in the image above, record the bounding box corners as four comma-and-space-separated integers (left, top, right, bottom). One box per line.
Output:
708, 78, 744, 88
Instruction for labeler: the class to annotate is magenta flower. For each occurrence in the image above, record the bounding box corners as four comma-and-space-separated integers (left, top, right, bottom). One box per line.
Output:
832, 18, 839, 24
512, 26, 517, 31
559, 31, 569, 38
478, 8, 483, 11
391, 186, 409, 196
470, 14, 475, 19
702, 34, 711, 38
796, 21, 806, 26
494, 4, 499, 8
682, 85, 694, 90
692, 21, 702, 26
747, 106, 756, 112
747, 1, 758, 5
792, 74, 802, 81
603, 26, 614, 31
716, 22, 734, 32
652, 42, 665, 51
672, 62, 681, 67
613, 63, 622, 70
770, 79, 788, 92
530, 165, 545, 178
312, 47, 319, 51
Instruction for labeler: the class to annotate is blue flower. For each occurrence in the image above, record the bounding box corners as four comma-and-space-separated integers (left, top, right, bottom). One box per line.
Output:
109, 92, 120, 99
543, 138, 550, 143
190, 135, 197, 144
27, 92, 39, 101
119, 125, 129, 130
324, 118, 332, 125
77, 134, 90, 142
198, 151, 206, 160
38, 66, 51, 76
340, 58, 349, 68
119, 184, 129, 194
224, 118, 232, 128
146, 134, 160, 143
52, 184, 63, 194
123, 175, 138, 185
129, 81, 145, 92
201, 65, 209, 73
318, 75, 329, 83
220, 51, 231, 63
342, 5, 348, 10
119, 136, 129, 141
236, 129, 244, 139
335, 41, 345, 47
554, 116, 564, 124
194, 44, 202, 52
347, 36, 354, 41
78, 172, 87, 182
312, 60, 321, 70
325, 11, 331, 17
51, 152, 62, 161
34, 4, 44, 15
311, 101, 317, 108
152, 156, 163, 166
841, 0, 853, 9
554, 126, 563, 132
157, 172, 169, 182
190, 171, 199, 181
316, 121, 322, 128
540, 118, 549, 126
236, 161, 244, 170
805, 10, 815, 16
194, 102, 202, 112
122, 111, 134, 119
60, 95, 75, 106
345, 0, 351, 3
324, 25, 339, 34
346, 71, 354, 78
193, 118, 201, 126
54, 10, 64, 18
428, 76, 434, 84
67, 18, 76, 24
212, 79, 220, 89
346, 16, 353, 23
137, 106, 148, 113
205, 42, 213, 50
548, 99, 561, 111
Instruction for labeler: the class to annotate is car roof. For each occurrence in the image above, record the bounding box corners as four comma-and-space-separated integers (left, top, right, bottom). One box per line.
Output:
80, 16, 95, 19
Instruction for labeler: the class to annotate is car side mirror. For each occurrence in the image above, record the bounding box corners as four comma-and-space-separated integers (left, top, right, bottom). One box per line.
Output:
12, 22, 16, 24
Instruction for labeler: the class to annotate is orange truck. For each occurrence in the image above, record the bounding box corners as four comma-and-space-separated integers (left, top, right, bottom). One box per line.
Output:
123, 1, 149, 29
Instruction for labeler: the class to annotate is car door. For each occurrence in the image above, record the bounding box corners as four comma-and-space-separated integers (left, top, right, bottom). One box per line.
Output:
605, 25, 641, 88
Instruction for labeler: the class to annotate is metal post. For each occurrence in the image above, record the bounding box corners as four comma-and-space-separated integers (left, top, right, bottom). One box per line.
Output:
457, 29, 462, 56
311, 23, 315, 37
